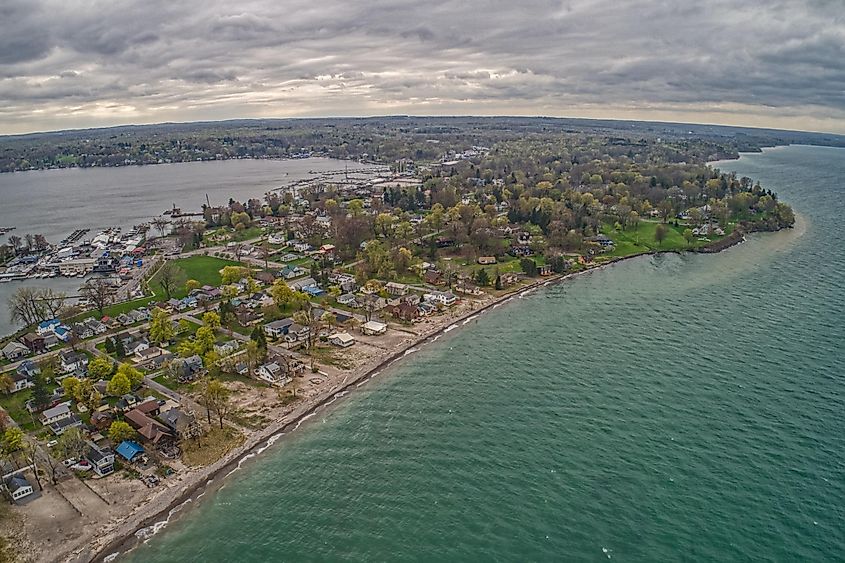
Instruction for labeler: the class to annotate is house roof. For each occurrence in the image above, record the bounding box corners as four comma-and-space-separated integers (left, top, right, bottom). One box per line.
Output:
4, 475, 31, 493
41, 403, 70, 419
115, 440, 144, 461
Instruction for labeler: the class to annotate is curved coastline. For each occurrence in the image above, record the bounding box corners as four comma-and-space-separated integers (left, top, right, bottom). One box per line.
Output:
87, 237, 764, 562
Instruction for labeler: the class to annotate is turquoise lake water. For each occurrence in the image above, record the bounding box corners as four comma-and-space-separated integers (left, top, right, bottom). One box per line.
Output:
127, 145, 845, 561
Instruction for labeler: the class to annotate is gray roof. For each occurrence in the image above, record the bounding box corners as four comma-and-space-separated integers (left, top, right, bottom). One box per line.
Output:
41, 403, 70, 419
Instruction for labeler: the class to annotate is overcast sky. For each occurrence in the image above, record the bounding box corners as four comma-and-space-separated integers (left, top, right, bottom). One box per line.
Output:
1, 0, 844, 135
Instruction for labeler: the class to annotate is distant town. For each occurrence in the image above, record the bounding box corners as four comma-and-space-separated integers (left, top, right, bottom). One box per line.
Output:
0, 118, 796, 561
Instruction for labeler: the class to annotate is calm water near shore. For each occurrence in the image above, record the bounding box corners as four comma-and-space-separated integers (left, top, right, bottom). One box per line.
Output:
0, 158, 369, 336
124, 145, 845, 562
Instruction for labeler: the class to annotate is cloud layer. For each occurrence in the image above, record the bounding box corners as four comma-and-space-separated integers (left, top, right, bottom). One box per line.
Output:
1, 0, 844, 134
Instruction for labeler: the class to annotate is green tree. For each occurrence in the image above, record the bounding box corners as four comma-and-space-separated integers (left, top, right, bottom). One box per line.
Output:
185, 279, 201, 293
104, 337, 116, 354
220, 266, 250, 285
475, 268, 490, 287
194, 326, 216, 355
87, 356, 114, 380
202, 311, 221, 329
1, 427, 24, 455
30, 372, 51, 410
108, 421, 136, 444
205, 379, 232, 430
149, 307, 175, 344
654, 223, 669, 244
114, 337, 126, 358
61, 376, 81, 398
250, 325, 268, 351
106, 371, 131, 396
683, 228, 695, 247
520, 258, 538, 277
116, 363, 144, 388
270, 280, 306, 311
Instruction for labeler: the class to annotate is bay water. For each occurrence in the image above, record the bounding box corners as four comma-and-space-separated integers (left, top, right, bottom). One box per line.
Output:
124, 145, 843, 561
0, 158, 369, 336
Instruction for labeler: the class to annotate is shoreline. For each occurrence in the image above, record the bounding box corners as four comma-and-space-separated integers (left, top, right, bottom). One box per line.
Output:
86, 247, 716, 562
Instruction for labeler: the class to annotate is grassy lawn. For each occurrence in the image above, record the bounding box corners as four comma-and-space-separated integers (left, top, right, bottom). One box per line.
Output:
0, 390, 39, 430
309, 345, 353, 369
600, 220, 731, 257
181, 426, 245, 467
151, 256, 242, 299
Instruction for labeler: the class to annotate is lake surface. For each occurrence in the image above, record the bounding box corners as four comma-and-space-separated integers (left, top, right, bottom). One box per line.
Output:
129, 145, 842, 561
0, 158, 370, 336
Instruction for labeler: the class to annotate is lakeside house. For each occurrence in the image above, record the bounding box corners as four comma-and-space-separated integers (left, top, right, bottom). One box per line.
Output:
361, 320, 388, 336
328, 332, 355, 347
115, 440, 145, 463
257, 361, 291, 386
85, 443, 115, 476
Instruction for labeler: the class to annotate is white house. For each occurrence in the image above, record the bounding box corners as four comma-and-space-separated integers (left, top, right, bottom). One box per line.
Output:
3, 475, 34, 502
1, 341, 29, 361
361, 320, 387, 336
264, 318, 294, 338
268, 233, 287, 245
41, 403, 72, 426
328, 332, 355, 348
85, 443, 115, 477
385, 282, 408, 296
59, 350, 89, 374
257, 362, 291, 386
9, 372, 34, 394
424, 291, 458, 307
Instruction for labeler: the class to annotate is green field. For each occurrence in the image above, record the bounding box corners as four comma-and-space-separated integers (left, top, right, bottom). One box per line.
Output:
600, 220, 732, 258
150, 256, 243, 299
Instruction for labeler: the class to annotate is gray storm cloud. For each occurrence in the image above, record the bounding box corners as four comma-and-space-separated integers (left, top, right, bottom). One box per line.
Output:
0, 0, 843, 134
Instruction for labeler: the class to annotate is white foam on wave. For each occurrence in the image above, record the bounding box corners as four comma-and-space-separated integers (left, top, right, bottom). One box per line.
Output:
432, 334, 441, 342
462, 315, 478, 325
444, 324, 459, 333
225, 452, 256, 477
404, 347, 419, 356
103, 552, 120, 562
134, 496, 194, 542
292, 411, 317, 431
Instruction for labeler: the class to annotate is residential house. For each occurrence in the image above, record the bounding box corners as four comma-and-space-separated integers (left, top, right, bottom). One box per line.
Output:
257, 362, 291, 386
214, 341, 239, 356
391, 302, 420, 322
135, 346, 164, 363
90, 410, 114, 431
20, 333, 46, 354
159, 408, 197, 439
328, 332, 355, 347
361, 320, 388, 336
288, 277, 318, 291
264, 318, 294, 338
124, 409, 174, 446
385, 282, 409, 296
16, 360, 40, 379
9, 371, 34, 394
3, 475, 34, 502
172, 355, 204, 382
116, 394, 141, 412
41, 403, 83, 435
284, 324, 310, 343
53, 325, 72, 342
538, 264, 553, 276
336, 293, 359, 308
115, 440, 145, 463
424, 270, 445, 286
36, 319, 61, 336
1, 341, 29, 361
424, 291, 458, 307
417, 302, 437, 316
85, 443, 115, 476
477, 256, 497, 265
235, 305, 262, 326
59, 350, 88, 374
72, 322, 94, 340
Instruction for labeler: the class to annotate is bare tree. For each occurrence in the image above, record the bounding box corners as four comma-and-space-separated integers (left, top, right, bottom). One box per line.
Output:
81, 278, 116, 315
157, 262, 186, 299
8, 287, 45, 325
151, 216, 170, 238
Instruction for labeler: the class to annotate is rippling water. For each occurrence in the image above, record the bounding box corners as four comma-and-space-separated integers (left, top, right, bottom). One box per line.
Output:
128, 145, 845, 561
